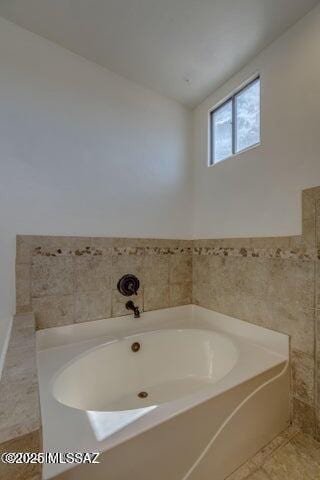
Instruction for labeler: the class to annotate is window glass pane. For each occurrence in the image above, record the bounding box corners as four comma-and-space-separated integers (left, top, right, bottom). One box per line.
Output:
235, 79, 260, 153
213, 100, 232, 163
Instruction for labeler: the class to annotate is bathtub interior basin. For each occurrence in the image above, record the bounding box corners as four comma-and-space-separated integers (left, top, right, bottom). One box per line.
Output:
52, 329, 239, 411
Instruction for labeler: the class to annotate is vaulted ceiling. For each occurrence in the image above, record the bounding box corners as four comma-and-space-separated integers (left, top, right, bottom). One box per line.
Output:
0, 0, 318, 106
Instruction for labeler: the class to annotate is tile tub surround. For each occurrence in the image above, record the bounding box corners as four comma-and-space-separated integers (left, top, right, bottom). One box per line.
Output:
0, 313, 41, 480
13, 186, 320, 442
16, 237, 193, 329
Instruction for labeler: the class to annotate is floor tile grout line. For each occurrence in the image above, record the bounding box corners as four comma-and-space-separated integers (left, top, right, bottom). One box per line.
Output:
228, 428, 300, 480
244, 430, 301, 479
253, 428, 299, 465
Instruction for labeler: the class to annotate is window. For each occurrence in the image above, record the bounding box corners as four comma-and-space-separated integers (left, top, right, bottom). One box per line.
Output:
209, 77, 260, 165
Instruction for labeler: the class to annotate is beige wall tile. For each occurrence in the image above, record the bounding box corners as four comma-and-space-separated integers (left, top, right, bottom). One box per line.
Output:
2, 345, 37, 384
194, 236, 294, 249
0, 379, 40, 444
194, 281, 251, 319
194, 281, 315, 355
193, 239, 219, 248
219, 237, 255, 248
16, 237, 194, 328
16, 305, 33, 314
208, 257, 270, 300
0, 312, 40, 461
111, 238, 146, 248
316, 262, 320, 309
317, 399, 320, 442
143, 256, 169, 285
170, 283, 192, 307
271, 304, 313, 356
265, 258, 314, 309
302, 217, 316, 247
200, 253, 315, 313
291, 350, 314, 405
317, 311, 320, 440
75, 291, 111, 323
90, 237, 114, 255
302, 192, 316, 221
317, 221, 320, 250
205, 256, 315, 315
302, 194, 316, 220
16, 264, 31, 308
193, 282, 213, 309
261, 304, 315, 356
16, 235, 34, 264
169, 255, 192, 284
33, 295, 74, 329
90, 237, 114, 247
196, 253, 315, 355
250, 237, 292, 249
316, 310, 320, 357
74, 256, 111, 293
144, 286, 170, 311
193, 256, 210, 285
9, 314, 35, 349
292, 398, 316, 437
111, 255, 144, 289
31, 256, 73, 297
303, 186, 320, 201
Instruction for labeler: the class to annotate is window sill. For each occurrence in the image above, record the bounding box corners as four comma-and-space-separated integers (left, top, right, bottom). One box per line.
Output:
208, 141, 261, 167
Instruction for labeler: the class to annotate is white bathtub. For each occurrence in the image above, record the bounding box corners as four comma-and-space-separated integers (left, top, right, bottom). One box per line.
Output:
37, 305, 290, 480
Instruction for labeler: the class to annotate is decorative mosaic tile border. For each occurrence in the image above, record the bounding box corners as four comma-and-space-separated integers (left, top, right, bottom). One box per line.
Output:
112, 247, 145, 256
31, 245, 319, 259
193, 247, 317, 261
144, 247, 192, 256
33, 246, 105, 257
113, 246, 193, 256
31, 245, 193, 257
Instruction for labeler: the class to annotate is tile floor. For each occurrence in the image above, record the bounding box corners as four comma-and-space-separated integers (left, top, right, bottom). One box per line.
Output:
227, 427, 320, 480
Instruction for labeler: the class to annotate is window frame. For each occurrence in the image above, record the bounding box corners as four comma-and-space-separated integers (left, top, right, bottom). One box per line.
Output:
209, 75, 260, 166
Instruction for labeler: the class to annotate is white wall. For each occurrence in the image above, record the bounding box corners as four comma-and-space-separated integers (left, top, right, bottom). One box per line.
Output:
193, 4, 320, 238
0, 17, 192, 320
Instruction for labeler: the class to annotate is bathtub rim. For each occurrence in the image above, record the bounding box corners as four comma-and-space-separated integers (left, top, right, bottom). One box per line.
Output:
37, 304, 289, 357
